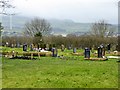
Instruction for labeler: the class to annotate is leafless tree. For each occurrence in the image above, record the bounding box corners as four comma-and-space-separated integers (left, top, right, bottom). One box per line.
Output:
24, 17, 52, 37
91, 20, 113, 38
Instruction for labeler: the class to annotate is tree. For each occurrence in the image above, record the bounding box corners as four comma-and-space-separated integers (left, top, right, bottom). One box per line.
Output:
0, 22, 4, 36
24, 17, 52, 37
91, 20, 113, 38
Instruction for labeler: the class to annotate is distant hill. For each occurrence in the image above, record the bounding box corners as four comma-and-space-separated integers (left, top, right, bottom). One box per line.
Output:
1, 16, 118, 36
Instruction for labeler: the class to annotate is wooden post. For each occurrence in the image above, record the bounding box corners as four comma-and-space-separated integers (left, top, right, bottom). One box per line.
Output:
38, 52, 40, 59
31, 53, 33, 59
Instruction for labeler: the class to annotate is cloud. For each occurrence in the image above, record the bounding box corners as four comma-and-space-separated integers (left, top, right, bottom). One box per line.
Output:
9, 0, 119, 24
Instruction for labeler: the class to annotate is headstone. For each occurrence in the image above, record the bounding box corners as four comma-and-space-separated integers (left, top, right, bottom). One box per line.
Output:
11, 44, 14, 48
107, 44, 111, 53
73, 48, 76, 53
84, 48, 90, 58
23, 44, 27, 51
102, 46, 105, 56
37, 44, 39, 49
52, 48, 58, 57
6, 42, 9, 47
61, 44, 65, 52
30, 44, 33, 51
49, 44, 52, 51
68, 46, 71, 50
16, 42, 20, 48
44, 44, 46, 50
46, 44, 49, 51
98, 47, 102, 58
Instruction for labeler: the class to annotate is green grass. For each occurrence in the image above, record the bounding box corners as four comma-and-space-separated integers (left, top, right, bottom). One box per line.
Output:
2, 56, 118, 88
1, 46, 119, 88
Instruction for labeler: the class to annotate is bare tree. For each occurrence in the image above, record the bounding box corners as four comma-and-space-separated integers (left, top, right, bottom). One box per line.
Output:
0, 22, 3, 36
24, 17, 52, 37
91, 20, 113, 38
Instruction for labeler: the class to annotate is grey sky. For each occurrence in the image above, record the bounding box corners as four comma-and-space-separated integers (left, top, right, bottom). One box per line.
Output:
6, 0, 119, 24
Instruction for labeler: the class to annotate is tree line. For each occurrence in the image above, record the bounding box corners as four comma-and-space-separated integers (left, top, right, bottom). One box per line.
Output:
0, 17, 119, 51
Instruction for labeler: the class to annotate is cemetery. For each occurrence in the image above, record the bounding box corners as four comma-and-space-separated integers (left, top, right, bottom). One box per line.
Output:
1, 42, 119, 88
0, 32, 120, 88
1, 42, 119, 61
0, 33, 119, 88
0, 1, 119, 88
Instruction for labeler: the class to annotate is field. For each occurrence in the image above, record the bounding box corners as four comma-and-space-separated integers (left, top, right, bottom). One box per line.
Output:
1, 47, 119, 88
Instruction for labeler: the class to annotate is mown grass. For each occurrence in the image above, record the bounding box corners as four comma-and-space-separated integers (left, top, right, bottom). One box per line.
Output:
2, 56, 118, 88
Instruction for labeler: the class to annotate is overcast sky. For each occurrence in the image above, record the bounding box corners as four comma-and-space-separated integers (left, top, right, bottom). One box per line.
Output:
4, 0, 119, 24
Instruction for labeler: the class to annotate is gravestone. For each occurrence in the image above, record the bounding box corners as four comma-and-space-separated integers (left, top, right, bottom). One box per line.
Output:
30, 44, 33, 51
84, 48, 90, 58
23, 44, 27, 51
44, 44, 46, 50
6, 42, 9, 47
52, 48, 58, 57
107, 44, 111, 53
46, 44, 49, 51
98, 47, 102, 58
68, 46, 71, 50
73, 48, 76, 53
61, 44, 65, 52
16, 42, 20, 48
49, 44, 52, 51
37, 44, 40, 49
11, 44, 14, 48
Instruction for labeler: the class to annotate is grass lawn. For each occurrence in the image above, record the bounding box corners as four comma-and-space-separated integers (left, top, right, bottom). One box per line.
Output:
2, 56, 118, 88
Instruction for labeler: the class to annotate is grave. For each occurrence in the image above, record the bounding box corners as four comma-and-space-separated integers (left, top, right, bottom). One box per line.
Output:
107, 44, 111, 53
23, 44, 27, 51
30, 44, 33, 51
84, 45, 107, 61
73, 48, 77, 53
84, 48, 90, 58
49, 44, 52, 51
61, 44, 65, 52
98, 47, 102, 58
52, 48, 58, 57
16, 42, 20, 48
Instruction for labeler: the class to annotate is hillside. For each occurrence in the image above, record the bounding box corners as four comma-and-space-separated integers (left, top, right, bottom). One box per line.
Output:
1, 16, 118, 36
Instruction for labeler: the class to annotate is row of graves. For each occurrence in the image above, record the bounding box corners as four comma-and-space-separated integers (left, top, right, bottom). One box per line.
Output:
2, 42, 120, 61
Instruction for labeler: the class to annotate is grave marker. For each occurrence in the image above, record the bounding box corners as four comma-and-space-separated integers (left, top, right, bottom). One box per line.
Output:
61, 44, 65, 52
23, 44, 27, 51
52, 48, 58, 57
107, 44, 111, 53
98, 47, 102, 58
84, 48, 90, 58
73, 48, 76, 53
30, 44, 33, 51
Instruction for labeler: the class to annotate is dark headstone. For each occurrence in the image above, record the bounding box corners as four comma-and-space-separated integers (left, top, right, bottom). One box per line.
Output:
49, 44, 52, 51
84, 48, 90, 58
107, 44, 111, 53
44, 44, 46, 50
37, 44, 39, 49
52, 48, 58, 57
30, 44, 33, 51
73, 48, 76, 53
23, 44, 27, 51
98, 47, 102, 58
